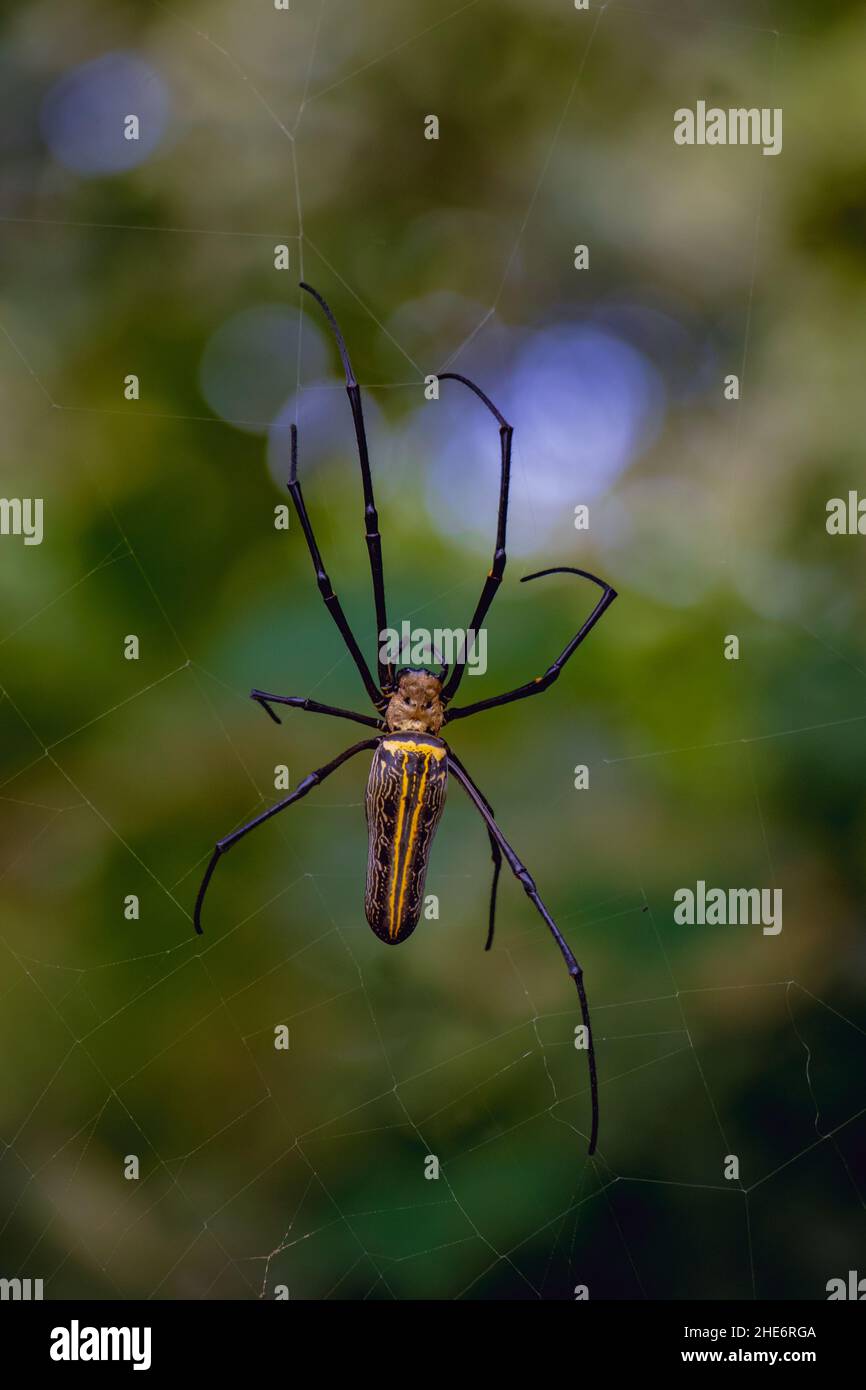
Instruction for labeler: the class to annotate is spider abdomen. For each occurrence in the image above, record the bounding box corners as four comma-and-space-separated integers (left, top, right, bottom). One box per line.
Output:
364, 734, 448, 944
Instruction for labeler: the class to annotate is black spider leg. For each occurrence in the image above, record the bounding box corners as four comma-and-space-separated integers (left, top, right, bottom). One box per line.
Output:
250, 690, 383, 731
446, 567, 617, 723
436, 374, 513, 703
194, 737, 379, 935
447, 750, 501, 951
287, 423, 385, 712
300, 282, 392, 692
447, 753, 599, 1155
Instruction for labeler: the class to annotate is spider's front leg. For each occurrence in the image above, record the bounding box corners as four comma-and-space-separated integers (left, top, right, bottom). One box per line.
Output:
285, 422, 386, 712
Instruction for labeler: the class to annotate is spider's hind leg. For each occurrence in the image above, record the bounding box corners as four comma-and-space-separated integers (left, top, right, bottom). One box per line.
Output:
194, 736, 379, 935
448, 751, 501, 950
447, 751, 599, 1155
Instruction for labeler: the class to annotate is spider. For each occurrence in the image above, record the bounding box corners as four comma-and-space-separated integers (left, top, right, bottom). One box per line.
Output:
195, 282, 617, 1155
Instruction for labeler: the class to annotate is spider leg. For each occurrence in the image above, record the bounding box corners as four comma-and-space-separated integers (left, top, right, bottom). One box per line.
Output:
287, 423, 385, 711
447, 750, 501, 951
250, 690, 383, 730
300, 282, 392, 692
194, 736, 379, 935
447, 752, 599, 1155
436, 373, 513, 703
446, 567, 617, 724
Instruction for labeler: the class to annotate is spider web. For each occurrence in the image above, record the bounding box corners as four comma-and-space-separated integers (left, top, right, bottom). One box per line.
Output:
1, 0, 864, 1302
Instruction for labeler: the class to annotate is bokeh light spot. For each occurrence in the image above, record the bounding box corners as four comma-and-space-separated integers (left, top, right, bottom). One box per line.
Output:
40, 52, 171, 176
420, 322, 665, 557
200, 306, 328, 436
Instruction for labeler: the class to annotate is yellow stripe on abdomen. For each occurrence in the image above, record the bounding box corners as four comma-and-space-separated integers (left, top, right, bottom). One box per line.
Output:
387, 752, 411, 940
382, 739, 446, 760
393, 751, 431, 936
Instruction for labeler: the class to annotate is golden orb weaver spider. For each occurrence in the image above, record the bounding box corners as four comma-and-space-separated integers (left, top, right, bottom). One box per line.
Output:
195, 282, 617, 1155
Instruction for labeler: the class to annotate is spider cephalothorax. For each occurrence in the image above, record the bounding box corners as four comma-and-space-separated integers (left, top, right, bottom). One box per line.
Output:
195, 280, 618, 1155
384, 669, 444, 734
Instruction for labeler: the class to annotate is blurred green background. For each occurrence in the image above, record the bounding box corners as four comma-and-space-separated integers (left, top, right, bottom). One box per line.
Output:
1, 0, 865, 1300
